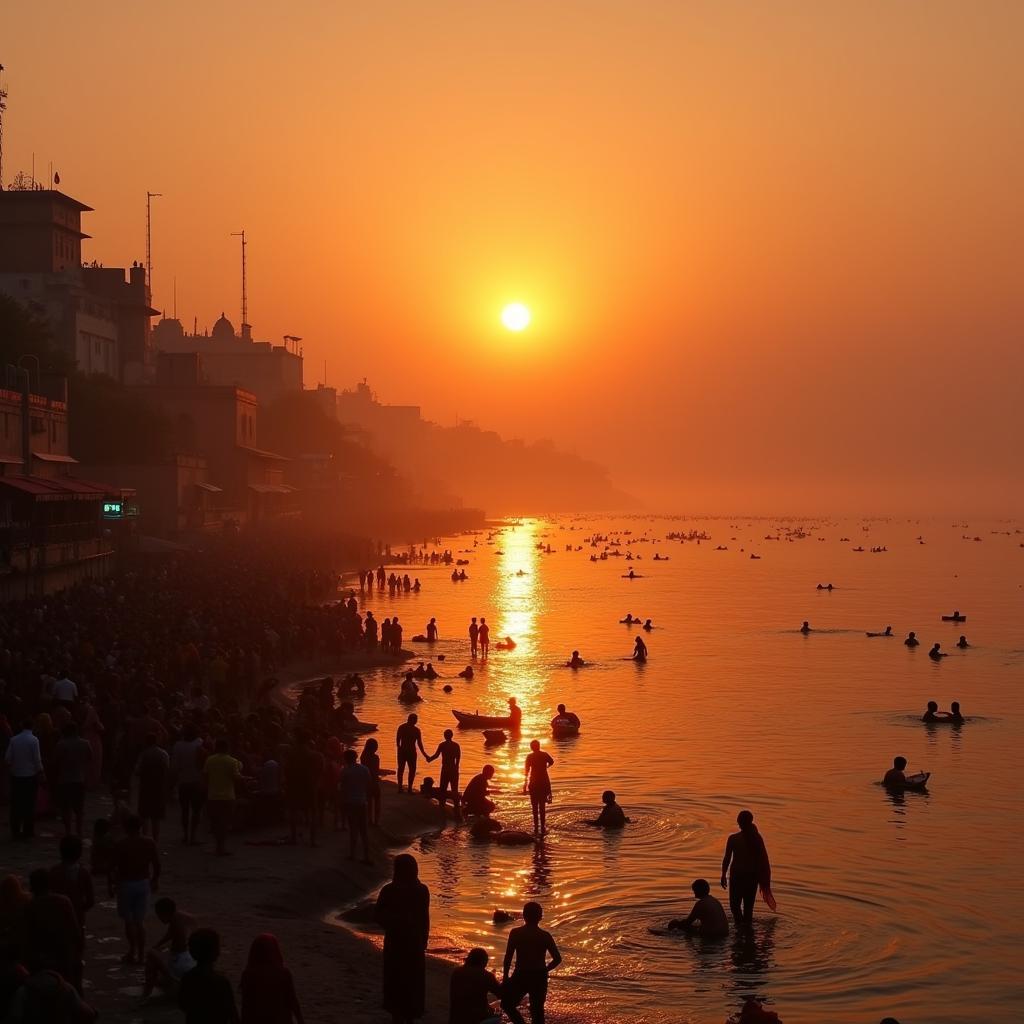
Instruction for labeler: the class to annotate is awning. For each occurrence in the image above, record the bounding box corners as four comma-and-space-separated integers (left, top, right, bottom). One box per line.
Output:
32, 452, 79, 464
195, 482, 224, 493
0, 455, 24, 465
0, 477, 75, 501
248, 483, 294, 495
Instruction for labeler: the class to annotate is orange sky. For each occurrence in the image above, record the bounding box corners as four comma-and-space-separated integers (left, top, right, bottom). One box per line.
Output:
6, 2, 1022, 513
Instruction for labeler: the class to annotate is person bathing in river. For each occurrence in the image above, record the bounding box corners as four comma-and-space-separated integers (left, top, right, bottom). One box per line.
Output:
426, 729, 462, 819
720, 810, 776, 927
479, 618, 490, 657
507, 698, 522, 730
426, 618, 439, 642
800, 621, 811, 634
905, 631, 919, 647
632, 636, 648, 662
567, 651, 586, 669
883, 756, 911, 788
956, 635, 969, 648
524, 741, 554, 836
462, 765, 496, 817
588, 790, 629, 828
950, 701, 964, 723
929, 642, 947, 660
551, 704, 580, 729
667, 879, 729, 938
922, 701, 940, 722
396, 714, 428, 794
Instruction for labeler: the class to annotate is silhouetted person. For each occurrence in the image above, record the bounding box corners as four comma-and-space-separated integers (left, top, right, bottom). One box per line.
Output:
396, 715, 428, 794
240, 933, 305, 1024
375, 854, 430, 1024
883, 756, 909, 788
135, 733, 169, 843
632, 636, 648, 661
360, 738, 382, 826
720, 810, 776, 927
904, 631, 919, 647
956, 635, 969, 648
53, 722, 91, 838
338, 749, 372, 863
667, 878, 729, 938
501, 901, 561, 1024
469, 618, 479, 657
178, 928, 239, 1024
286, 731, 323, 848
551, 704, 580, 729
922, 701, 940, 722
48, 835, 94, 940
589, 790, 628, 828
524, 741, 554, 836
950, 701, 964, 723
799, 621, 811, 634
567, 651, 585, 668
929, 642, 946, 659
426, 618, 439, 642
5, 719, 43, 840
141, 897, 195, 1002
24, 868, 82, 992
479, 617, 490, 657
427, 730, 462, 818
507, 698, 522, 730
449, 947, 501, 1024
463, 766, 496, 817
111, 813, 161, 965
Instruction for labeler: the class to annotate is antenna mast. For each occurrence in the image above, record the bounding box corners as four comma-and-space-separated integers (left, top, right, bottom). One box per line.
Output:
231, 230, 248, 330
0, 64, 8, 190
146, 191, 162, 294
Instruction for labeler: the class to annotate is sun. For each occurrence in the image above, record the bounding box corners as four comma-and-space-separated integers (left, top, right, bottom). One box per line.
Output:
501, 302, 531, 332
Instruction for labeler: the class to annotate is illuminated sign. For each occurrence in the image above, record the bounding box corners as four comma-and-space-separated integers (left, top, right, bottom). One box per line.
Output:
102, 501, 123, 519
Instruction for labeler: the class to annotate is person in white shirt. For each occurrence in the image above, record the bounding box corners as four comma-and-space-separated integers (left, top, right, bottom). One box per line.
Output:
5, 720, 44, 839
53, 675, 79, 705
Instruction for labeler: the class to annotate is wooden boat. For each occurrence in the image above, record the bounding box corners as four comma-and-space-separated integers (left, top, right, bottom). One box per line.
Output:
941, 614, 967, 622
453, 710, 519, 729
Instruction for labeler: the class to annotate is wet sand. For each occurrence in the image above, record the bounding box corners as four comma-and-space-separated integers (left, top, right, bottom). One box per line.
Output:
0, 781, 456, 1023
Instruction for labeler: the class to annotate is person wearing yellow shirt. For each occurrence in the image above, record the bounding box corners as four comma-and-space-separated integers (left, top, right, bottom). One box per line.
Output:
203, 739, 243, 857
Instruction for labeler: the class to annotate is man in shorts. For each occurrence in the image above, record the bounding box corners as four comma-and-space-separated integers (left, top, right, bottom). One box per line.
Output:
110, 814, 161, 965
501, 901, 562, 1024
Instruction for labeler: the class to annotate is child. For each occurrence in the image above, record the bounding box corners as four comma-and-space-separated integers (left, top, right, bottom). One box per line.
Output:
178, 929, 239, 1024
589, 790, 629, 828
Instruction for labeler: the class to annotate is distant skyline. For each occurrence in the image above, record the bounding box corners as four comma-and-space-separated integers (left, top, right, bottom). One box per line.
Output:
5, 2, 1022, 513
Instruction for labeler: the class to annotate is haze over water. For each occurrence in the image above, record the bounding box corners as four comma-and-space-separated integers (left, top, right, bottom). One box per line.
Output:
295, 516, 1023, 1023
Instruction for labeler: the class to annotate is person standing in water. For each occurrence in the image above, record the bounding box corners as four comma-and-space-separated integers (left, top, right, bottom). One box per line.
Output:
632, 636, 648, 662
479, 618, 490, 658
720, 810, 776, 927
524, 741, 554, 836
396, 715, 429, 794
667, 878, 729, 938
426, 729, 462, 819
501, 901, 562, 1024
469, 618, 479, 657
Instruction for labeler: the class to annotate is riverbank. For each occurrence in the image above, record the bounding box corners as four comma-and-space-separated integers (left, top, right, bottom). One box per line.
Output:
0, 782, 458, 1023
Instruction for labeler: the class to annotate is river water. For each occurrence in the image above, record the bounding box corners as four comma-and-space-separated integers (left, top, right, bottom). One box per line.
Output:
291, 515, 1023, 1023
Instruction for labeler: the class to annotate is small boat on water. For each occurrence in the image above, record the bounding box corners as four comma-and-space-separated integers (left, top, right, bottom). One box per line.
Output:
941, 614, 967, 622
453, 710, 519, 729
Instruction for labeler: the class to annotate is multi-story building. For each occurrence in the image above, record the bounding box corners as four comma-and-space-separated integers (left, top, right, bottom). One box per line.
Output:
0, 188, 158, 380
151, 313, 303, 407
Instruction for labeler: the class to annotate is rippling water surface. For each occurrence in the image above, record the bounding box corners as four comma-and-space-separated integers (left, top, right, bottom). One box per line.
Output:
291, 516, 1024, 1023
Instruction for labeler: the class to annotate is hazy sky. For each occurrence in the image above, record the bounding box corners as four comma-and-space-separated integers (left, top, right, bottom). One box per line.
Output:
6, 2, 1022, 512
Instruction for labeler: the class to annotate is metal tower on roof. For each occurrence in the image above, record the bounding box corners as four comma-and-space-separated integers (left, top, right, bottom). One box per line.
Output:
146, 191, 162, 292
0, 63, 8, 190
231, 229, 248, 332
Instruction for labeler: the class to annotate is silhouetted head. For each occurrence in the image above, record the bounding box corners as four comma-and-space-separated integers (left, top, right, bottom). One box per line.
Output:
557, 704, 566, 713
393, 853, 419, 884
927, 701, 939, 712
908, 631, 916, 639
737, 810, 754, 829
408, 714, 418, 725
343, 749, 357, 765
364, 738, 378, 754
530, 740, 541, 752
482, 764, 495, 779
444, 729, 453, 740
189, 928, 221, 966
893, 756, 907, 770
464, 947, 489, 968
246, 933, 284, 970
59, 835, 82, 864
602, 790, 615, 805
522, 901, 543, 925
508, 697, 518, 707
471, 617, 477, 623
155, 897, 176, 923
951, 701, 961, 714
691, 878, 711, 898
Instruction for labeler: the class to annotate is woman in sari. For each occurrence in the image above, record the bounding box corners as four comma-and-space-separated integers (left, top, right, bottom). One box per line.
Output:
720, 810, 776, 926
374, 853, 429, 1023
